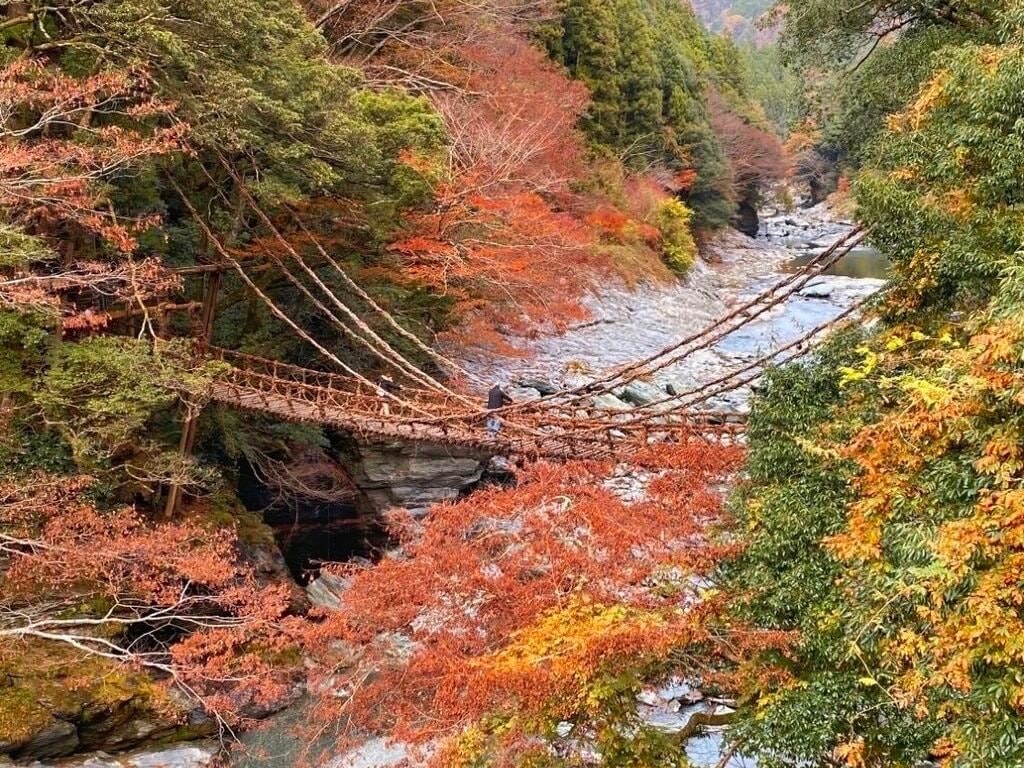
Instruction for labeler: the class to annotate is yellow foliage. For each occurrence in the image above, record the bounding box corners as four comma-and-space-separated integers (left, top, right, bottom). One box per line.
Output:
886, 70, 950, 133
833, 737, 867, 767
482, 598, 666, 684
823, 316, 1024, 752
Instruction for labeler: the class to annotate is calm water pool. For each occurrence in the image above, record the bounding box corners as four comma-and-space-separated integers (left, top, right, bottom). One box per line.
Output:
788, 245, 889, 279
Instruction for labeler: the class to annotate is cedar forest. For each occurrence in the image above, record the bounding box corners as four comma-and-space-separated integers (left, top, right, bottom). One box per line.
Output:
1, 0, 1024, 766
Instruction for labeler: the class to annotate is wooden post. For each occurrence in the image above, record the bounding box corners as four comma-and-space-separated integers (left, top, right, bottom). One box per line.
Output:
163, 270, 222, 518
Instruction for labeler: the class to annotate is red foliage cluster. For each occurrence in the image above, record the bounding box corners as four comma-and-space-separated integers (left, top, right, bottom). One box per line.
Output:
0, 59, 185, 330
0, 476, 301, 721
706, 90, 789, 203
387, 27, 602, 346
585, 205, 632, 239
0, 59, 186, 254
0, 258, 182, 331
297, 442, 788, 762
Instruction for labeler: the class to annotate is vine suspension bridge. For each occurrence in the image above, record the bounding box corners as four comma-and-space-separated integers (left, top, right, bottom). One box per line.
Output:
166, 210, 869, 467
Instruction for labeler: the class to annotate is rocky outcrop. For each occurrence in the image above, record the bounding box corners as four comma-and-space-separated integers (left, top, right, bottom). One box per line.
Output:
0, 680, 214, 763
732, 198, 759, 237
12, 742, 221, 768
306, 571, 351, 611
340, 438, 490, 517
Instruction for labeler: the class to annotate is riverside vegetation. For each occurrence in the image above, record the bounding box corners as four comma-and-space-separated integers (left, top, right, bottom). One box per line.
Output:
2, 0, 1024, 766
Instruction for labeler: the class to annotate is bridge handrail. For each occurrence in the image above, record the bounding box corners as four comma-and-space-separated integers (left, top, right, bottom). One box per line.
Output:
208, 346, 449, 400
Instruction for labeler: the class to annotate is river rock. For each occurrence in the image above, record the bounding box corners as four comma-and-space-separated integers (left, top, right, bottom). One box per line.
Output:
22, 743, 221, 768
306, 571, 351, 611
517, 377, 559, 395
506, 385, 542, 401
664, 378, 694, 398
800, 277, 834, 298
591, 393, 631, 411
326, 738, 409, 768
12, 722, 79, 761
614, 380, 664, 407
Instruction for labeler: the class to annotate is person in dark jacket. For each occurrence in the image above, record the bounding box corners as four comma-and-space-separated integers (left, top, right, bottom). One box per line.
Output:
377, 374, 400, 416
486, 384, 512, 437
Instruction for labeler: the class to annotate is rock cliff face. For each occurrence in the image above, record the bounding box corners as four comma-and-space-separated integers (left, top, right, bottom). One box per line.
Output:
0, 668, 213, 763
339, 438, 490, 517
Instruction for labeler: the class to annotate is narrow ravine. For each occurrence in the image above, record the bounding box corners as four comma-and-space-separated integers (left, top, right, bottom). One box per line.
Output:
36, 202, 887, 768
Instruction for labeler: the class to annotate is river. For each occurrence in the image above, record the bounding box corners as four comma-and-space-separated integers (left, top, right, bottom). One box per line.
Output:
461, 202, 885, 418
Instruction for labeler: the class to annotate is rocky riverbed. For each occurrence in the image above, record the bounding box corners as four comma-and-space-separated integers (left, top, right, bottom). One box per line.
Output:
462, 202, 885, 417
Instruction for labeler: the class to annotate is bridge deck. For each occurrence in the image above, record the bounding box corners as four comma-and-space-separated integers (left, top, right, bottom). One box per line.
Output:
205, 360, 743, 463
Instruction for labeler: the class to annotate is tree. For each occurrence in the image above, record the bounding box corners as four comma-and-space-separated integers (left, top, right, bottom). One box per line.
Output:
298, 445, 790, 766
707, 88, 789, 230
0, 474, 302, 743
0, 57, 184, 332
725, 6, 1024, 766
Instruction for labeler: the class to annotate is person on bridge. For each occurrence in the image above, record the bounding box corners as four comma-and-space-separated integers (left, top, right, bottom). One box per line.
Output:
377, 374, 400, 417
486, 384, 513, 438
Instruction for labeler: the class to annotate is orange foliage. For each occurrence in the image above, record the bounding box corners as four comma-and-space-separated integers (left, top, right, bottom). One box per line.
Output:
386, 28, 605, 345
297, 443, 788, 763
707, 90, 789, 202
0, 59, 186, 254
0, 476, 302, 721
0, 58, 184, 330
823, 319, 1024, 744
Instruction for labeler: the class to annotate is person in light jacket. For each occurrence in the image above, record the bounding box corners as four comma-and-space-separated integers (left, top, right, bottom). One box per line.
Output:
377, 374, 400, 417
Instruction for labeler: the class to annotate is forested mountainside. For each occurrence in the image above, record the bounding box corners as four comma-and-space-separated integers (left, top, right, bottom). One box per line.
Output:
689, 0, 775, 42
4, 0, 1024, 765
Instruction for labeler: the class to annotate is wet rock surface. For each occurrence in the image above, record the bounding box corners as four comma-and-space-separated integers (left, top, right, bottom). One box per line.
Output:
9, 743, 220, 768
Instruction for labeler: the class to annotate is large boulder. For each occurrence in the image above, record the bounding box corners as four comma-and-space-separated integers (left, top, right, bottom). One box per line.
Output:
18, 742, 220, 768
591, 393, 632, 411
306, 571, 351, 611
516, 377, 559, 396
733, 199, 759, 237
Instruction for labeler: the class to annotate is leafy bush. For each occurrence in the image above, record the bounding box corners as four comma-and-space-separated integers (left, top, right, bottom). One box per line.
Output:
656, 198, 699, 274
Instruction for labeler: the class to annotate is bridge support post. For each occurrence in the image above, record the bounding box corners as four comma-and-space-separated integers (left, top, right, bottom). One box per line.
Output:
163, 269, 221, 518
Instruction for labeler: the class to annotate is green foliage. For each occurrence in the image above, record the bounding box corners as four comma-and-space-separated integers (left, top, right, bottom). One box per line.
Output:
729, 6, 1024, 766
726, 330, 862, 633
854, 27, 1024, 315
823, 26, 976, 160
738, 44, 803, 136
33, 337, 219, 471
0, 310, 51, 396
73, 0, 443, 206
0, 224, 53, 269
724, 331, 945, 766
656, 199, 698, 274
777, 0, 1004, 174
778, 0, 1000, 72
548, 0, 762, 227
